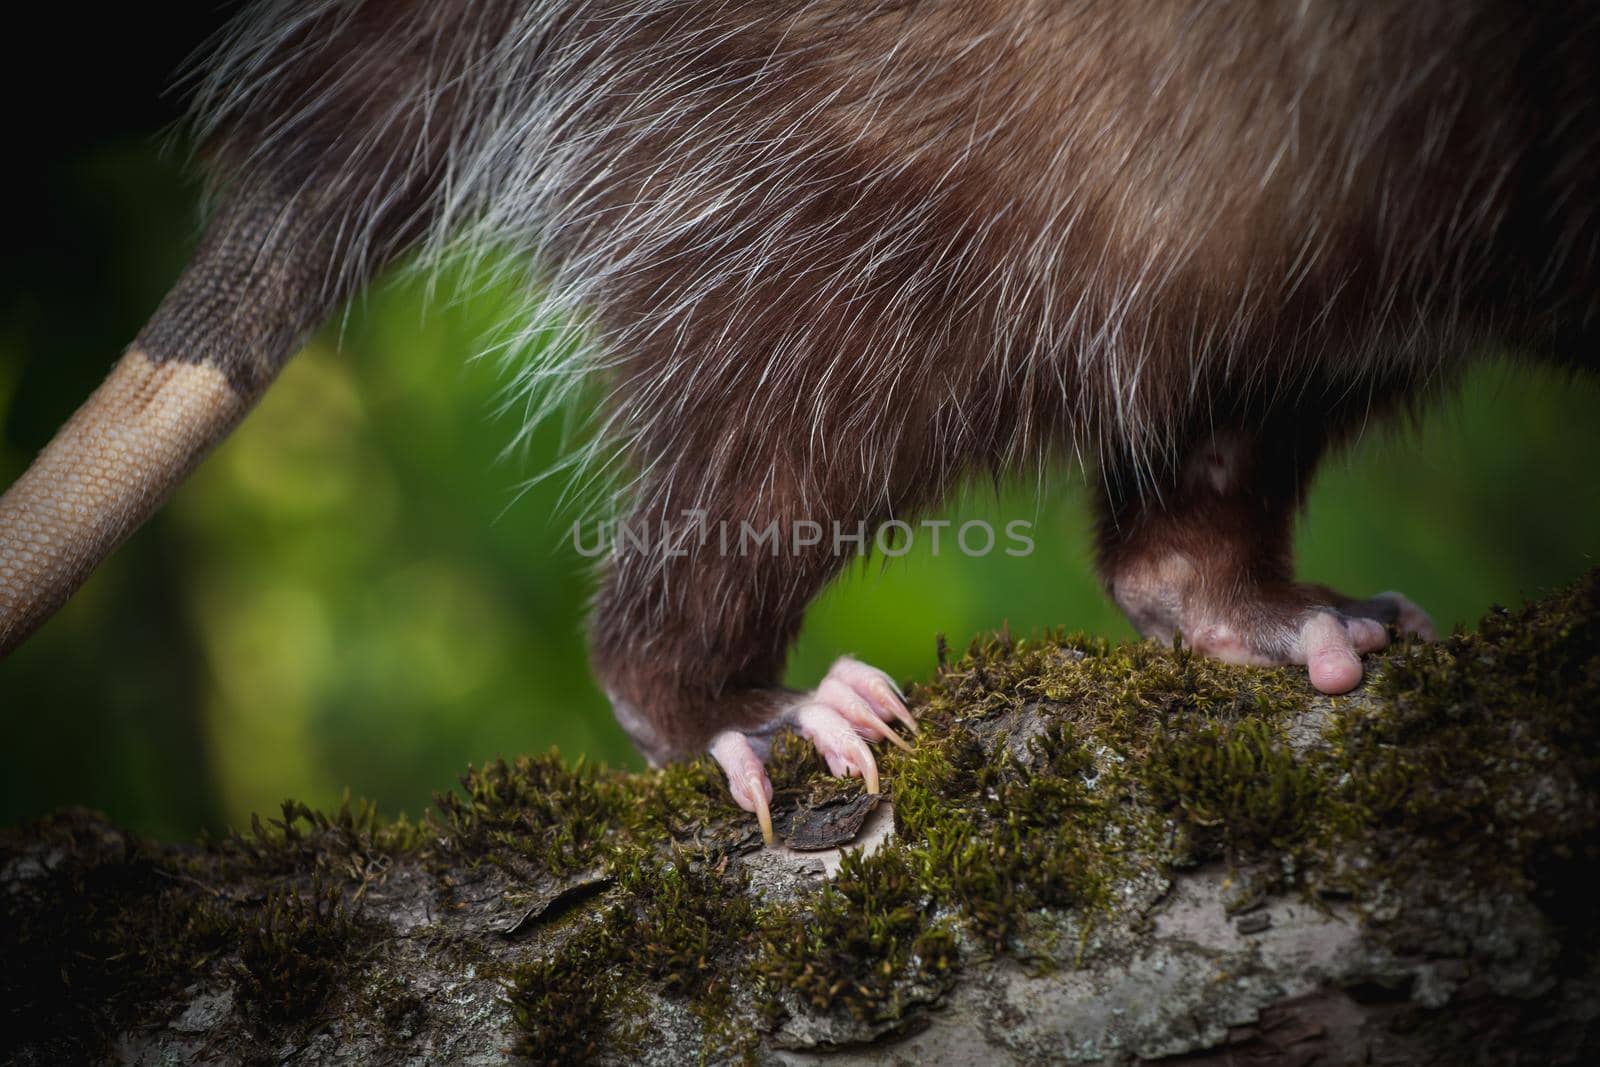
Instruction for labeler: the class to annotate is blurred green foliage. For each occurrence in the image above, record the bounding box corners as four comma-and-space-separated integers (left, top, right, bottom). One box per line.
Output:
2, 135, 1596, 842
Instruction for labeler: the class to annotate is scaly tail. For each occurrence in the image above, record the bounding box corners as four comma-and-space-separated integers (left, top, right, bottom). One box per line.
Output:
0, 0, 500, 656
0, 191, 339, 655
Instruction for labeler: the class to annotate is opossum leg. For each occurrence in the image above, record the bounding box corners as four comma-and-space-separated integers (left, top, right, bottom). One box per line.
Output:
590, 502, 915, 845
1096, 428, 1436, 695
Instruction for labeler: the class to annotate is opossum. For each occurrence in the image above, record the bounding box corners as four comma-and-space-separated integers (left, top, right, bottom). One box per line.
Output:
1, 1, 1596, 842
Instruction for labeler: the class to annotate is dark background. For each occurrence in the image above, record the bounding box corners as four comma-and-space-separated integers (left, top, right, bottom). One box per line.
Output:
3, 6, 1597, 840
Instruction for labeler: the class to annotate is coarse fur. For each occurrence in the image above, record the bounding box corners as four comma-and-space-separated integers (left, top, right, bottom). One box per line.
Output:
32, 2, 1600, 761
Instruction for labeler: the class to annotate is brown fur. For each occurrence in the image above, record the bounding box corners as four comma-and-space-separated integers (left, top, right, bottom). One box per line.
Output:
3, 1, 1597, 758
571, 3, 1599, 754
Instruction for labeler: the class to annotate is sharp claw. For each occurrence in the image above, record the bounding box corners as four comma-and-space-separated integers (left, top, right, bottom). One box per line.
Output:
857, 668, 919, 734
863, 672, 916, 723
710, 730, 776, 845
795, 703, 884, 794
879, 723, 913, 752
841, 730, 882, 795
888, 700, 920, 737
752, 786, 775, 846
872, 665, 907, 700
817, 675, 917, 751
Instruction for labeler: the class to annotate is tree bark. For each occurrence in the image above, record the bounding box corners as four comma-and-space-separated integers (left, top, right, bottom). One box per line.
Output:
4, 572, 1597, 1065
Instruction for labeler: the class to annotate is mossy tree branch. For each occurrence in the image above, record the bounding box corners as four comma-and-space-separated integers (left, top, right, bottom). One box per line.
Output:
4, 573, 1598, 1064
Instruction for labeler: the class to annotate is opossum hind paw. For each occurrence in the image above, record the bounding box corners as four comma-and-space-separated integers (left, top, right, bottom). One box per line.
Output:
1298, 590, 1436, 693
1185, 587, 1437, 697
710, 656, 916, 846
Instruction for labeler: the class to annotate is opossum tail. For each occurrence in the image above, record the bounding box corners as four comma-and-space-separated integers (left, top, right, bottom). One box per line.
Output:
0, 0, 488, 655
0, 190, 342, 655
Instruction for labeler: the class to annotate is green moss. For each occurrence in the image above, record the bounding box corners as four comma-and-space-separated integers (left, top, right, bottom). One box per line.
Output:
503, 847, 763, 1061
240, 571, 1600, 1054
1322, 572, 1600, 909
754, 846, 957, 1023
200, 794, 424, 884
764, 729, 835, 792
603, 850, 772, 1061
1145, 716, 1323, 859
608, 849, 758, 995
686, 977, 764, 1066
505, 921, 630, 1062
9, 572, 1598, 1063
505, 922, 629, 1062
435, 753, 629, 877
504, 840, 954, 1057
433, 750, 762, 888
234, 873, 364, 1022
894, 719, 1113, 948
896, 571, 1600, 936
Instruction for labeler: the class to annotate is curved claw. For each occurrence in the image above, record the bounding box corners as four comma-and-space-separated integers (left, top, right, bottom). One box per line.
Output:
709, 731, 774, 845
816, 677, 912, 751
793, 703, 881, 795
754, 791, 774, 846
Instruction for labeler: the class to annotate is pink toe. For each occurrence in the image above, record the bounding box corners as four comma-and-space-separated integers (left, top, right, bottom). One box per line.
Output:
793, 703, 881, 792
1309, 651, 1362, 694
816, 677, 890, 739
831, 656, 905, 697
1376, 592, 1438, 640
1300, 614, 1363, 694
709, 731, 772, 814
830, 658, 907, 714
828, 656, 917, 733
1344, 616, 1388, 653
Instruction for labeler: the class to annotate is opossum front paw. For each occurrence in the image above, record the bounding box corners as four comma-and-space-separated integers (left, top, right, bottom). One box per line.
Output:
709, 657, 917, 846
1181, 586, 1436, 695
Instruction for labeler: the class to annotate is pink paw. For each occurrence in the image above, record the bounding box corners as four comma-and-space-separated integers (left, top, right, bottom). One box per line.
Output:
1192, 590, 1437, 696
709, 656, 916, 845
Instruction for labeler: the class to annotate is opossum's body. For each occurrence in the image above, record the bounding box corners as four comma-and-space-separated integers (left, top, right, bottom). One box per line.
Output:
1, 2, 1596, 833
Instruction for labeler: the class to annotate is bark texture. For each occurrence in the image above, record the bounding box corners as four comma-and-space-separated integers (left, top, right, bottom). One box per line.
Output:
4, 572, 1598, 1065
